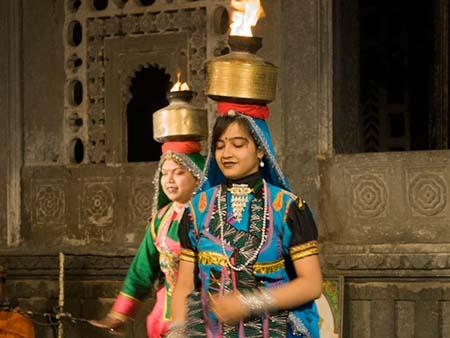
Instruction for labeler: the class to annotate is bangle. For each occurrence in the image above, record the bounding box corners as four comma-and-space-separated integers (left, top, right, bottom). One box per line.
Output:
108, 311, 129, 323
238, 288, 277, 316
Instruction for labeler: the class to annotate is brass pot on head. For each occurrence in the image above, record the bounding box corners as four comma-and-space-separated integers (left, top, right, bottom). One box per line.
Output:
206, 35, 278, 104
153, 89, 208, 143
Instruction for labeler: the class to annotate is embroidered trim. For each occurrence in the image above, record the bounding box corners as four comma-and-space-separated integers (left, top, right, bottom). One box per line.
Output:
151, 151, 206, 215
272, 191, 284, 212
198, 251, 285, 274
119, 292, 141, 303
288, 312, 311, 338
198, 191, 207, 214
297, 198, 305, 209
198, 251, 227, 266
239, 114, 290, 190
253, 258, 285, 274
149, 216, 157, 241
188, 200, 199, 236
289, 241, 318, 255
291, 248, 319, 261
180, 248, 197, 263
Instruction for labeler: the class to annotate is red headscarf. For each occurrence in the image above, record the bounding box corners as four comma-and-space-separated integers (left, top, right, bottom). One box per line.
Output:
216, 102, 269, 120
162, 141, 202, 154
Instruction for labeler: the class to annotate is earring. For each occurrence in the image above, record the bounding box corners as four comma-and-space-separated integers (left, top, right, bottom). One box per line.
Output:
259, 159, 264, 167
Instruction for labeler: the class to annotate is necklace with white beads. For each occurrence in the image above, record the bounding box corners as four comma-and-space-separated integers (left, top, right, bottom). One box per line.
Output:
218, 180, 268, 271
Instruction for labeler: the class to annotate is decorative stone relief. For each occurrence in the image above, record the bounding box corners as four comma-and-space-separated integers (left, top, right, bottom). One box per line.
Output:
324, 252, 450, 272
407, 171, 448, 217
64, 0, 226, 164
32, 180, 66, 225
130, 180, 153, 224
81, 182, 115, 226
349, 174, 388, 218
88, 8, 207, 163
1, 254, 133, 278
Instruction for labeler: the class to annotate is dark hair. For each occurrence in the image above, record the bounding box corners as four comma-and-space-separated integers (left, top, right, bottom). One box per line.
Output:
211, 115, 260, 153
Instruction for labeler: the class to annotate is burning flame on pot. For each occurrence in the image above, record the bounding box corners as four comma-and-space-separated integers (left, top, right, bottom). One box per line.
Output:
230, 0, 265, 37
170, 72, 190, 92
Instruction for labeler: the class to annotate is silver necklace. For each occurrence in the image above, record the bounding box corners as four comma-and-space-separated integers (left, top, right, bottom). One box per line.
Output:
218, 181, 268, 271
228, 184, 253, 223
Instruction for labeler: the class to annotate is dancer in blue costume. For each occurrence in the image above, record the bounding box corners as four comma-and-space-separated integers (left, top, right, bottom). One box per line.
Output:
169, 102, 322, 338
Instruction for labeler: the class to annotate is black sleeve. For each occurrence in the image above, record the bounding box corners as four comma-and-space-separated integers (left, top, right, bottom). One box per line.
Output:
178, 209, 196, 251
286, 200, 318, 246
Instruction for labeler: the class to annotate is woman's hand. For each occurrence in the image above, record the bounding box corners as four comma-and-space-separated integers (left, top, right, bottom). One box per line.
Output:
89, 313, 125, 336
210, 291, 250, 324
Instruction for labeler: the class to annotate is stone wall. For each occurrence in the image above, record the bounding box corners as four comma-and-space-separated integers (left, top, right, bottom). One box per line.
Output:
23, 0, 65, 166
345, 280, 450, 338
21, 163, 156, 252
2, 254, 149, 338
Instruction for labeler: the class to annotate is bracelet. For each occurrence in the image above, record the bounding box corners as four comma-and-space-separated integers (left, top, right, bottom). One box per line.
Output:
238, 288, 277, 316
108, 311, 129, 323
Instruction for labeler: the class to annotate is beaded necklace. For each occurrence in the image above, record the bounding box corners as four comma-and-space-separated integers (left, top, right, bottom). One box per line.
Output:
218, 180, 268, 271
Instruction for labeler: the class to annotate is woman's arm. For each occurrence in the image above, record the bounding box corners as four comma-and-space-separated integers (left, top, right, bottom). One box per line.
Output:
170, 259, 195, 322
167, 209, 198, 337
210, 255, 322, 323
211, 199, 322, 323
267, 255, 322, 306
90, 222, 160, 331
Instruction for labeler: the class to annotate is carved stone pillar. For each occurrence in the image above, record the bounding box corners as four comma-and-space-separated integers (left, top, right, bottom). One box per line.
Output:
0, 0, 23, 247
279, 0, 333, 212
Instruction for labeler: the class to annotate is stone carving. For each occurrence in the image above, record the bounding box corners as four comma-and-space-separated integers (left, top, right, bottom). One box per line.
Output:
122, 14, 141, 34
87, 18, 105, 37
104, 16, 121, 36
33, 181, 65, 224
131, 180, 153, 223
64, 1, 227, 164
88, 78, 104, 98
324, 253, 450, 272
140, 13, 157, 33
87, 8, 206, 163
350, 174, 388, 218
408, 172, 447, 217
82, 182, 115, 226
87, 37, 103, 58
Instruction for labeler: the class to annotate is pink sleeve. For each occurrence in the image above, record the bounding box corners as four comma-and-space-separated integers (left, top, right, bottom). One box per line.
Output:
110, 293, 141, 321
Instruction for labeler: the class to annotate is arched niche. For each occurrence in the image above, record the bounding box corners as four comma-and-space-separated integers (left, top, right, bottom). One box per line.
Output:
126, 65, 171, 162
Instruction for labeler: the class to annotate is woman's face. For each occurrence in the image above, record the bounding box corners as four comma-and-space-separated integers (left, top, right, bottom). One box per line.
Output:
215, 121, 263, 180
160, 159, 198, 204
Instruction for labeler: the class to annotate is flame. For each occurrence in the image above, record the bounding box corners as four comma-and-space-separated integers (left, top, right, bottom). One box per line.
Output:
230, 0, 265, 37
170, 72, 190, 92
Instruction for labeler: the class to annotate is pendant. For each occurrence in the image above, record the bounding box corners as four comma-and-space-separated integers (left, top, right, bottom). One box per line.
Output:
228, 184, 252, 222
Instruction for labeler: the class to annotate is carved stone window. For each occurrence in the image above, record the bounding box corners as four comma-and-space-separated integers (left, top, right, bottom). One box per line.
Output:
64, 2, 228, 164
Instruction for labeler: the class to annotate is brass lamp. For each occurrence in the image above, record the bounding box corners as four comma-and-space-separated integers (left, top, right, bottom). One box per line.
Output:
153, 89, 208, 143
206, 35, 278, 104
